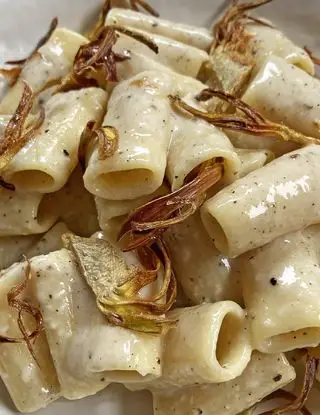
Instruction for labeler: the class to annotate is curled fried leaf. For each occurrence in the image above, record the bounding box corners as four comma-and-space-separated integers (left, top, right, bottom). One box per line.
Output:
264, 390, 312, 415
0, 67, 22, 87
258, 355, 318, 415
245, 15, 274, 28
304, 46, 320, 66
79, 120, 119, 167
6, 17, 58, 66
0, 259, 44, 366
58, 25, 157, 92
112, 25, 159, 54
58, 27, 126, 91
129, 0, 159, 17
240, 390, 312, 415
63, 234, 177, 334
98, 240, 177, 334
96, 125, 119, 159
119, 162, 223, 251
205, 1, 273, 108
0, 82, 45, 173
88, 0, 112, 40
170, 90, 320, 147
212, 0, 272, 52
88, 0, 159, 40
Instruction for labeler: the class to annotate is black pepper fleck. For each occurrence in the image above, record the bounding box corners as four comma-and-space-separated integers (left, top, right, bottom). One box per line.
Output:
273, 374, 282, 382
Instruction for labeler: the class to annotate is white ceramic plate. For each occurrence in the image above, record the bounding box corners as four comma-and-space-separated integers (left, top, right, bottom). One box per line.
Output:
0, 0, 320, 413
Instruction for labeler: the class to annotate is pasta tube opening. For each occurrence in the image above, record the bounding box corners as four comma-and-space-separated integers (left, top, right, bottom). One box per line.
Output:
216, 311, 247, 369
97, 168, 157, 199
200, 211, 229, 255
84, 71, 173, 200
201, 145, 320, 257
33, 195, 57, 229
3, 87, 108, 193
152, 352, 296, 415
9, 170, 54, 192
127, 302, 252, 390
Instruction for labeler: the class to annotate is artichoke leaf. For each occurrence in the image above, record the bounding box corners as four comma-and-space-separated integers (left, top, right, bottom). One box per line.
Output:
63, 234, 177, 334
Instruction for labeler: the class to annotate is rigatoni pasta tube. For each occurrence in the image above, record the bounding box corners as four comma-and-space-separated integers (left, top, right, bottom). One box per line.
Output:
242, 225, 320, 353
106, 8, 213, 50
34, 249, 162, 400
84, 71, 173, 200
128, 302, 251, 390
236, 148, 274, 178
114, 32, 208, 78
0, 28, 87, 114
114, 48, 174, 84
243, 55, 320, 139
205, 22, 314, 112
201, 145, 320, 257
246, 23, 314, 75
0, 188, 57, 236
167, 112, 240, 191
2, 88, 107, 193
164, 214, 243, 305
0, 261, 60, 413
153, 352, 295, 415
228, 130, 298, 158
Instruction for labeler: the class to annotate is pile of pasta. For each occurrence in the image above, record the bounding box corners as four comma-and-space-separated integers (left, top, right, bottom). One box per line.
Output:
0, 0, 320, 414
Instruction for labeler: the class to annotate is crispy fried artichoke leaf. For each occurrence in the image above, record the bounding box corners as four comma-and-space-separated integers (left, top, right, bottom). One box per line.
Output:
0, 82, 45, 188
79, 120, 119, 167
58, 26, 157, 92
206, 1, 273, 109
170, 91, 320, 147
87, 0, 159, 40
63, 234, 176, 334
0, 259, 44, 366
119, 162, 223, 251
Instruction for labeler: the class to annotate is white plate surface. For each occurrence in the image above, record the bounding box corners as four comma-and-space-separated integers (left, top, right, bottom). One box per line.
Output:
0, 0, 320, 413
